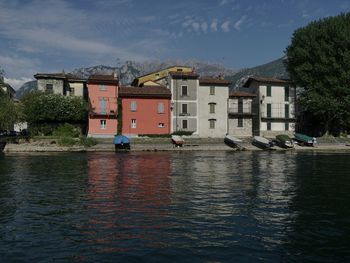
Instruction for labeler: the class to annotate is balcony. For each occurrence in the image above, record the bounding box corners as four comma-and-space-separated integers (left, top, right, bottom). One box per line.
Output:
228, 104, 253, 116
261, 103, 295, 121
89, 107, 117, 118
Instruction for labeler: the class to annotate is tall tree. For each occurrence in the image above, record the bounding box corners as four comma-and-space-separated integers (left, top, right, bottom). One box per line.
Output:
0, 90, 19, 130
285, 13, 350, 135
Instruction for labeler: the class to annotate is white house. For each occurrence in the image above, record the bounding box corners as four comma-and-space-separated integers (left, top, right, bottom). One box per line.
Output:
241, 77, 297, 137
198, 78, 230, 138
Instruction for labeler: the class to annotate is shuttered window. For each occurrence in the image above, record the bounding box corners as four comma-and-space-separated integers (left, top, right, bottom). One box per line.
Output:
285, 104, 289, 118
284, 86, 289, 102
131, 101, 137, 111
267, 85, 271, 97
267, 104, 271, 118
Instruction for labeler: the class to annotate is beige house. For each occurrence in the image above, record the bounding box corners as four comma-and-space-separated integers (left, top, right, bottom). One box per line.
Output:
241, 77, 297, 137
228, 91, 256, 137
198, 78, 230, 138
34, 73, 87, 98
168, 71, 199, 134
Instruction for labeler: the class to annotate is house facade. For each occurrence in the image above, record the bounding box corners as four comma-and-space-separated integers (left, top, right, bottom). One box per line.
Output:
241, 77, 297, 137
87, 74, 119, 138
228, 91, 256, 137
168, 71, 199, 134
198, 78, 230, 138
34, 73, 87, 98
119, 86, 171, 136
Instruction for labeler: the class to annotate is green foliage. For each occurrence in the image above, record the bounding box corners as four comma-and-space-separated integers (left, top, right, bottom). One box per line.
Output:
117, 98, 123, 135
21, 92, 88, 124
171, 130, 194, 136
0, 92, 19, 130
79, 136, 97, 147
53, 123, 80, 138
285, 13, 350, 135
28, 123, 58, 136
57, 136, 77, 146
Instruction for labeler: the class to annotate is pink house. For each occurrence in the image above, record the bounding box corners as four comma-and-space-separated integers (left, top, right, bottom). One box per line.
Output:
119, 86, 171, 136
87, 74, 119, 137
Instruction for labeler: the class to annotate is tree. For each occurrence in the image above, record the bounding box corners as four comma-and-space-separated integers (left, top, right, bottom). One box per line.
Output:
0, 90, 19, 130
285, 13, 350, 135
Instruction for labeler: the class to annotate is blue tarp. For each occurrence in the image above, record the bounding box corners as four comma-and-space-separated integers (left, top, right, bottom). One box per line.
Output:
114, 135, 130, 145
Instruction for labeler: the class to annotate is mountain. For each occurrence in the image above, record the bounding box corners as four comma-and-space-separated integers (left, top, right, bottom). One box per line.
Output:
15, 80, 37, 99
16, 57, 288, 98
71, 59, 238, 85
228, 57, 289, 89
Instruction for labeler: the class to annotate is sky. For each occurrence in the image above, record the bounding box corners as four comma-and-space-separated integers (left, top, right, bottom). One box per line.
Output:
0, 0, 349, 89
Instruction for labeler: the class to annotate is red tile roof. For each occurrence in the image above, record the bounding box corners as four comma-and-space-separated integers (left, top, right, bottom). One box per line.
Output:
88, 74, 118, 84
169, 71, 199, 79
119, 86, 171, 98
229, 91, 256, 97
243, 76, 292, 87
199, 78, 231, 86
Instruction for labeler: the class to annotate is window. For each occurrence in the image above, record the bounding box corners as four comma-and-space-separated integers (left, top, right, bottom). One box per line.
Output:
131, 119, 137, 128
46, 84, 53, 93
158, 123, 165, 128
100, 120, 106, 129
210, 86, 215, 95
182, 119, 188, 129
238, 98, 243, 113
209, 119, 216, 129
100, 98, 107, 114
131, 101, 137, 112
266, 85, 271, 97
181, 85, 188, 96
284, 86, 289, 102
285, 104, 289, 118
99, 84, 107, 91
70, 87, 75, 96
267, 122, 271, 130
182, 104, 188, 114
209, 103, 216, 114
267, 104, 272, 118
158, 102, 165, 113
238, 118, 243, 127
285, 122, 289, 131
177, 68, 183, 72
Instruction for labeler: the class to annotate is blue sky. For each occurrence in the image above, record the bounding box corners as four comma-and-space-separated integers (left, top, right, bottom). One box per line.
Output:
0, 0, 349, 88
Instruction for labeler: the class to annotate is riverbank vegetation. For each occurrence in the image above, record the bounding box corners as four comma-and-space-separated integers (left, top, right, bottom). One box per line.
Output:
286, 13, 350, 136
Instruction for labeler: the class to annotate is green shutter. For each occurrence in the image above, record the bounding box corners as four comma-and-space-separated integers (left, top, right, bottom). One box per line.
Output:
285, 104, 289, 118
284, 86, 289, 102
267, 85, 271, 96
267, 104, 271, 117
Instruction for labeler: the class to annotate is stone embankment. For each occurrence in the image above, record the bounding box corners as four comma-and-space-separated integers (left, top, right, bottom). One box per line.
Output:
2, 137, 350, 153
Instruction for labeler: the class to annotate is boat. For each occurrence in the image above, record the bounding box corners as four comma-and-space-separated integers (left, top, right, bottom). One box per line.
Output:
114, 135, 130, 151
275, 134, 294, 148
224, 135, 245, 149
171, 135, 184, 147
294, 133, 316, 146
252, 136, 274, 150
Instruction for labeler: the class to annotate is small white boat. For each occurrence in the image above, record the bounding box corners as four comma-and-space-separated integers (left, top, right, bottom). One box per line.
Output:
252, 136, 274, 150
171, 135, 184, 147
224, 135, 244, 149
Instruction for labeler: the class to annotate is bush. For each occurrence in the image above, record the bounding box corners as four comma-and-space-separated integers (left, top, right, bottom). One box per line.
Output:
57, 136, 77, 146
79, 136, 97, 147
29, 123, 58, 136
53, 123, 80, 138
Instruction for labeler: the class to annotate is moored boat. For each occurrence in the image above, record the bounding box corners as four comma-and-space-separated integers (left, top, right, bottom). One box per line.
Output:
275, 134, 294, 148
114, 135, 130, 151
252, 136, 274, 150
224, 135, 244, 149
294, 133, 316, 146
171, 135, 184, 147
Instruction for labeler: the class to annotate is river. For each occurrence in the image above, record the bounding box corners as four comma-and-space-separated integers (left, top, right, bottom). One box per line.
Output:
1, 151, 350, 262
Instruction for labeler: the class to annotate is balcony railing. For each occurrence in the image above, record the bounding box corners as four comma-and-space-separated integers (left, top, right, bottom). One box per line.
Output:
228, 105, 252, 114
261, 103, 294, 119
90, 107, 117, 116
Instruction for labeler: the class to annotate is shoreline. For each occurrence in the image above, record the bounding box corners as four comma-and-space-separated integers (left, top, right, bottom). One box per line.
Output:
2, 140, 350, 153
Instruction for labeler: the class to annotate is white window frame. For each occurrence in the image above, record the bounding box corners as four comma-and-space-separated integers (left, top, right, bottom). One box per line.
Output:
100, 120, 107, 129
158, 123, 165, 128
131, 119, 137, 129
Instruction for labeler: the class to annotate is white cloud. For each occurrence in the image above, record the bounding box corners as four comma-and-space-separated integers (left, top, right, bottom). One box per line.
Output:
4, 77, 34, 90
191, 22, 201, 33
234, 15, 246, 31
210, 19, 218, 32
221, 20, 231, 32
0, 54, 40, 79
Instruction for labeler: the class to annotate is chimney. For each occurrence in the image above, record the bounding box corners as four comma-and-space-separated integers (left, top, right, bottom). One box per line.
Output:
113, 72, 118, 79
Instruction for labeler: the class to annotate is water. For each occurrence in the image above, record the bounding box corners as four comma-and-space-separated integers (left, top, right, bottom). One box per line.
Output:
1, 151, 350, 262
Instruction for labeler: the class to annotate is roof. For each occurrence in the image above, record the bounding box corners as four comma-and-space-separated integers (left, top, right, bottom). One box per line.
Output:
229, 91, 256, 98
169, 71, 199, 79
34, 73, 86, 82
88, 74, 118, 84
119, 86, 171, 98
243, 76, 292, 87
199, 78, 231, 86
